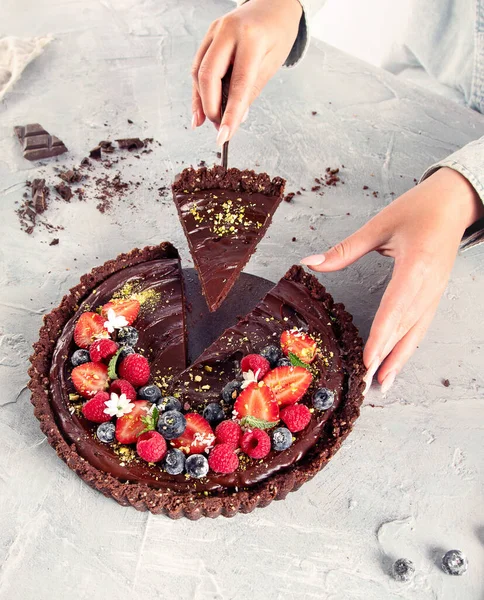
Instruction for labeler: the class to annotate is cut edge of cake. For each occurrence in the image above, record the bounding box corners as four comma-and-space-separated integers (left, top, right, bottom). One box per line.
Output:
172, 165, 286, 312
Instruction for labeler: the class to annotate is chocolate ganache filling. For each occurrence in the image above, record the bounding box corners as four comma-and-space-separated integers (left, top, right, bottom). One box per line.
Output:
49, 259, 352, 494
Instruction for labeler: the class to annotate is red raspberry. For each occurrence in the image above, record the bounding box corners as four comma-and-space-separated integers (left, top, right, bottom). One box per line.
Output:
89, 338, 119, 363
280, 403, 312, 433
240, 429, 271, 459
118, 353, 150, 386
240, 354, 270, 380
208, 443, 239, 474
215, 420, 242, 448
109, 379, 136, 401
136, 431, 167, 463
82, 391, 111, 423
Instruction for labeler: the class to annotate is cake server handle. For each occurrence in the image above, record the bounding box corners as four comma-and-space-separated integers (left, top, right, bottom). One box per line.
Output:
220, 66, 232, 170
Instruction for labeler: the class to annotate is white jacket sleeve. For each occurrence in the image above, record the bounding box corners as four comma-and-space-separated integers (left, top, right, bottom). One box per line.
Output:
420, 137, 484, 249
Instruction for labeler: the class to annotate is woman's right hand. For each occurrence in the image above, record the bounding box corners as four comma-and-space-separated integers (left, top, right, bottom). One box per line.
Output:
191, 0, 303, 145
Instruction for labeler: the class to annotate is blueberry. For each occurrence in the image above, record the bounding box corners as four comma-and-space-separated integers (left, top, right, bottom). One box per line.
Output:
271, 427, 293, 451
185, 454, 209, 478
203, 402, 225, 425
96, 422, 115, 443
138, 384, 162, 403
221, 380, 242, 404
157, 396, 182, 412
71, 349, 90, 367
277, 357, 292, 368
118, 345, 135, 362
260, 345, 282, 368
392, 558, 415, 582
156, 410, 186, 440
117, 326, 139, 347
441, 550, 468, 576
163, 448, 186, 475
313, 388, 335, 410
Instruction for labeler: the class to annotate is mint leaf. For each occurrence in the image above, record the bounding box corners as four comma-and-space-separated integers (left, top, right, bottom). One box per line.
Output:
108, 348, 122, 380
140, 406, 159, 434
288, 352, 310, 370
240, 416, 279, 430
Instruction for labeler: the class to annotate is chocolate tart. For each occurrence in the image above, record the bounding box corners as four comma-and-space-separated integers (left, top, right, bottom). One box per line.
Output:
172, 165, 285, 312
29, 245, 365, 519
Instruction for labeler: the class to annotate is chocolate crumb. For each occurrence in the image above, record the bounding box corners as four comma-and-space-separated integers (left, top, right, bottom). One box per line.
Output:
32, 179, 49, 214
311, 185, 321, 192
59, 169, 83, 183
89, 145, 102, 160
292, 237, 297, 242
49, 238, 59, 246
442, 378, 450, 387
127, 119, 133, 124
363, 185, 369, 190
284, 192, 295, 203
116, 138, 144, 150
55, 183, 73, 201
311, 111, 317, 116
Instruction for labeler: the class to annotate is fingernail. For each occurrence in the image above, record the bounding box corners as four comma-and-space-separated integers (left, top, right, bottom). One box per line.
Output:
301, 254, 326, 266
381, 370, 397, 395
216, 124, 230, 146
241, 108, 249, 123
191, 112, 198, 130
363, 356, 380, 396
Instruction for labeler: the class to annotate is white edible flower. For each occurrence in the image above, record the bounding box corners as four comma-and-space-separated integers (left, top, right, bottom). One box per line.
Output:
104, 308, 128, 333
240, 368, 261, 389
104, 393, 134, 418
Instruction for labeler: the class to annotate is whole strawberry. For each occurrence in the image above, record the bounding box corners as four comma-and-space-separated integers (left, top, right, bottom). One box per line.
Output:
90, 338, 119, 363
208, 443, 239, 474
136, 431, 167, 463
82, 391, 111, 423
118, 353, 150, 386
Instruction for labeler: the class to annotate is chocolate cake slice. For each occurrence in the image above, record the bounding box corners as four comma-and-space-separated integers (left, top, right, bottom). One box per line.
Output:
29, 246, 364, 520
172, 166, 285, 312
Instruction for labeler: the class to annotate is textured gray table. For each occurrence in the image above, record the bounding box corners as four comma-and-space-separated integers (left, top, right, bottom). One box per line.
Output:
1, 1, 483, 599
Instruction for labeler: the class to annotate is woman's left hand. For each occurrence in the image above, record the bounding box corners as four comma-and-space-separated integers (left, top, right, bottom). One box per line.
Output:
301, 167, 484, 393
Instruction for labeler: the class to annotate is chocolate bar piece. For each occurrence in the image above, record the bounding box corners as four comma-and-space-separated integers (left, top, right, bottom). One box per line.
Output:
55, 183, 73, 201
31, 178, 49, 213
14, 124, 68, 161
116, 138, 144, 150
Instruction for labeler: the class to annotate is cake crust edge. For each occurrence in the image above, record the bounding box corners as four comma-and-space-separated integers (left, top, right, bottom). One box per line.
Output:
28, 246, 365, 520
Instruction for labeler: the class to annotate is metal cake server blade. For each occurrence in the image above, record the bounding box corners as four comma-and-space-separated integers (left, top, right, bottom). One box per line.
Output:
220, 66, 232, 170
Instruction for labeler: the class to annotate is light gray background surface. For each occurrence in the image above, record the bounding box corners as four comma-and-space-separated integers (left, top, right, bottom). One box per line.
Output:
0, 1, 483, 598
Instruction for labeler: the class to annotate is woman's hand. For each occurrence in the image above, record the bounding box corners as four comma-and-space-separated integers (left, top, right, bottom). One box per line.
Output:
301, 168, 484, 393
191, 0, 302, 145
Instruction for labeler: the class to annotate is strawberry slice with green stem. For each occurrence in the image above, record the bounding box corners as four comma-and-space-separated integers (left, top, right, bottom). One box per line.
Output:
71, 362, 109, 399
115, 400, 151, 444
233, 382, 280, 429
171, 413, 215, 455
280, 329, 317, 364
74, 312, 109, 349
263, 366, 313, 406
101, 299, 140, 326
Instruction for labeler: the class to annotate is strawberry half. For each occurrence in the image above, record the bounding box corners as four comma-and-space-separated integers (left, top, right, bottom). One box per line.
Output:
101, 299, 140, 326
263, 366, 313, 406
280, 329, 317, 364
71, 362, 109, 399
233, 382, 279, 428
73, 312, 108, 349
115, 400, 151, 444
171, 413, 215, 455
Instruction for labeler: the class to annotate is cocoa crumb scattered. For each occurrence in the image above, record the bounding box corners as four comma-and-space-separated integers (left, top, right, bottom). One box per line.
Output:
311, 111, 317, 116
55, 183, 73, 201
363, 185, 369, 190
116, 138, 144, 150
49, 238, 59, 246
442, 378, 450, 387
284, 192, 295, 203
127, 119, 133, 124
311, 185, 321, 192
292, 237, 297, 242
